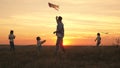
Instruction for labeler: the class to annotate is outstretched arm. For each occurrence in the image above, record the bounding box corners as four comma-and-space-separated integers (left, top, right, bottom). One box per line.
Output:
40, 40, 46, 44
53, 31, 56, 34
95, 38, 97, 41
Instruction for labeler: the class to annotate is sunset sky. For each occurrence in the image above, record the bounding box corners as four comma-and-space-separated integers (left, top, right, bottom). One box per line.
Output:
0, 0, 120, 46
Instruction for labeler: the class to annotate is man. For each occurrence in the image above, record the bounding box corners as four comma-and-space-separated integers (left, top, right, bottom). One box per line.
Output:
53, 16, 65, 55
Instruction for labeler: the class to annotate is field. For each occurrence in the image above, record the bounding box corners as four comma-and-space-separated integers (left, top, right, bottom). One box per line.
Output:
0, 45, 120, 68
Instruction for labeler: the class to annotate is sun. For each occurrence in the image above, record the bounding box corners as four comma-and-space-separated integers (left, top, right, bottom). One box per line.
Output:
63, 40, 71, 46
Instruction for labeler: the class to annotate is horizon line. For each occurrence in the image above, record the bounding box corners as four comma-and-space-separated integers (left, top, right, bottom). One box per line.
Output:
0, 44, 115, 46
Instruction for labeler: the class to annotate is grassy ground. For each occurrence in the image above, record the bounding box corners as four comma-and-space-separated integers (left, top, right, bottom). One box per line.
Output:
0, 45, 120, 68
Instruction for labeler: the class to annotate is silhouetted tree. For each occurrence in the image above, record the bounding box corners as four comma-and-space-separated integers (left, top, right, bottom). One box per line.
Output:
115, 37, 120, 47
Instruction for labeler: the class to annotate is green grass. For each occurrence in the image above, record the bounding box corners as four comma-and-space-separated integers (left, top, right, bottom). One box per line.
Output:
0, 45, 120, 68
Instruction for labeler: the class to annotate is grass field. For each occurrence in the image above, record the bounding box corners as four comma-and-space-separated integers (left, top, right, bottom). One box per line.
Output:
0, 45, 120, 68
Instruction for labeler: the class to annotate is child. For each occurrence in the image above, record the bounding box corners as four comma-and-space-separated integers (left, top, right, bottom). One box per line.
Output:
8, 30, 15, 51
95, 33, 101, 46
36, 36, 46, 51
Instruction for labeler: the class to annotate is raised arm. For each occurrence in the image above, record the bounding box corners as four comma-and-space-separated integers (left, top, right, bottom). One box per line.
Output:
53, 16, 59, 34
56, 16, 59, 23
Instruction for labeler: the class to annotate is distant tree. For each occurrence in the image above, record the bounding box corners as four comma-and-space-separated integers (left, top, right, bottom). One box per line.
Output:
115, 37, 120, 47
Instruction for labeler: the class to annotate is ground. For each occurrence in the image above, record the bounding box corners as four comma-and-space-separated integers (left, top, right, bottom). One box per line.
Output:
0, 45, 120, 68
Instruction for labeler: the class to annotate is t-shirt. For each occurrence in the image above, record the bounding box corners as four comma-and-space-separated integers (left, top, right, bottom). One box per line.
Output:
36, 40, 46, 47
96, 36, 101, 42
9, 34, 15, 42
37, 40, 41, 47
56, 21, 64, 37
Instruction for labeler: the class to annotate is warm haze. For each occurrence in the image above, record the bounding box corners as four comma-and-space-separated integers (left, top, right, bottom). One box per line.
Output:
0, 0, 120, 46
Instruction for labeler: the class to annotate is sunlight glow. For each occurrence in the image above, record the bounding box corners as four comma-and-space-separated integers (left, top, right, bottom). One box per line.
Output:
63, 40, 71, 46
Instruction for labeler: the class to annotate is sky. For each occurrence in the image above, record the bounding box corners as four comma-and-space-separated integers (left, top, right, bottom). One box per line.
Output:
0, 0, 120, 46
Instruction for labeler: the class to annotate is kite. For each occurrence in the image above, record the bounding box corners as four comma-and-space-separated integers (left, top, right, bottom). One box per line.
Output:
48, 2, 59, 11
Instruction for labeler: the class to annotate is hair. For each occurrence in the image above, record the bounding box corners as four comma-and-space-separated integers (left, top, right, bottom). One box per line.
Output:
36, 36, 41, 41
97, 33, 100, 36
58, 16, 62, 21
10, 30, 14, 34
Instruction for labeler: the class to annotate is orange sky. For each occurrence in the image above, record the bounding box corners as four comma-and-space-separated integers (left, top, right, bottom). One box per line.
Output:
0, 0, 120, 46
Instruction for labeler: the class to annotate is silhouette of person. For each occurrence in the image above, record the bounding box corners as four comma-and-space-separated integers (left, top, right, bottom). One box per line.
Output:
36, 36, 46, 51
53, 16, 65, 55
8, 30, 15, 51
95, 33, 101, 46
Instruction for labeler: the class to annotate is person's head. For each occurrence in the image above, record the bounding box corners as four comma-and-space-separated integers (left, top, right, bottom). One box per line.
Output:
36, 36, 41, 41
97, 33, 100, 36
58, 16, 62, 21
10, 30, 14, 34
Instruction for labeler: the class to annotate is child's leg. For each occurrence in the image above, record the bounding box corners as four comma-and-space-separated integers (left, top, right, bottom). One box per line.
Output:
12, 42, 15, 51
10, 41, 14, 51
97, 42, 100, 46
37, 46, 41, 51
